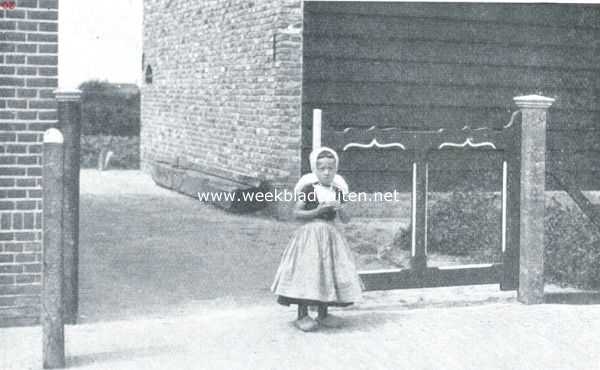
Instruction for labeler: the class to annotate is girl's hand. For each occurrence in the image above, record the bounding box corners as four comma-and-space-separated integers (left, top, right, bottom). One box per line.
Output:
332, 200, 344, 211
316, 201, 335, 214
333, 204, 344, 212
331, 200, 345, 212
323, 200, 341, 209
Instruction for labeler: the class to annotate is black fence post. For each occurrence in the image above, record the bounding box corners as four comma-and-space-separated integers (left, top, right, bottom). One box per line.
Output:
55, 89, 82, 324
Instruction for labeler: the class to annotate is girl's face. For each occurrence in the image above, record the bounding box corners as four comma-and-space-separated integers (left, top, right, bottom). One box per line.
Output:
315, 157, 337, 186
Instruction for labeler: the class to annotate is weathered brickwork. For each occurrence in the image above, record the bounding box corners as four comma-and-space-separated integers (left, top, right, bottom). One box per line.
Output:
0, 0, 58, 326
141, 0, 303, 200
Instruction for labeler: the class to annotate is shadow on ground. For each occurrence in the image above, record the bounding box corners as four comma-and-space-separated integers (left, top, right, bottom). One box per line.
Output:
544, 292, 600, 305
67, 346, 182, 368
313, 311, 410, 334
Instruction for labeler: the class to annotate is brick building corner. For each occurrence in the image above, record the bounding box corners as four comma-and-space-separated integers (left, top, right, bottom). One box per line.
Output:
141, 0, 303, 216
0, 0, 58, 327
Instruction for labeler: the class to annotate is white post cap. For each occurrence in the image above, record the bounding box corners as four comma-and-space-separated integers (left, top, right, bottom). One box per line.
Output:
43, 128, 64, 144
54, 89, 82, 102
514, 94, 555, 109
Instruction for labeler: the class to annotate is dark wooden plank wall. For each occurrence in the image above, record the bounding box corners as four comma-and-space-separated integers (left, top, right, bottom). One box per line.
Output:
302, 2, 600, 192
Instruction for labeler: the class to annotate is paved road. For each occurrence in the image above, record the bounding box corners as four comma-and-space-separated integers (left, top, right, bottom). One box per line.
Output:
2, 296, 600, 370
2, 170, 599, 369
78, 170, 295, 322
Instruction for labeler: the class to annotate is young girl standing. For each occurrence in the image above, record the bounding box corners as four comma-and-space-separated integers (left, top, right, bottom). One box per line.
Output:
271, 147, 363, 332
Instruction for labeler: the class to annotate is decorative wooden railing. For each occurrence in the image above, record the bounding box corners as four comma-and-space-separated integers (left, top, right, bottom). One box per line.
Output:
311, 94, 556, 304
316, 114, 521, 292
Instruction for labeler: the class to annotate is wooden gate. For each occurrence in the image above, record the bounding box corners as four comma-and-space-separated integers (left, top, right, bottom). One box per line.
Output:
315, 109, 521, 291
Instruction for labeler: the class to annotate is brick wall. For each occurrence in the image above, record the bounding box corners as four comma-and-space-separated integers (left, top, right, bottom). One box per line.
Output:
141, 0, 303, 204
0, 0, 58, 326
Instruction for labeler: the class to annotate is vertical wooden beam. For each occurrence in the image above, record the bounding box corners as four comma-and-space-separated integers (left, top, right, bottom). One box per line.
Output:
502, 137, 521, 290
42, 128, 66, 369
55, 89, 82, 324
501, 161, 507, 255
514, 94, 555, 304
411, 162, 417, 258
411, 149, 427, 271
312, 108, 321, 150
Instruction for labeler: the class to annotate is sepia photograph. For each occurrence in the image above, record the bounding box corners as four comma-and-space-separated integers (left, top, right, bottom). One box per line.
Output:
1, 0, 600, 369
